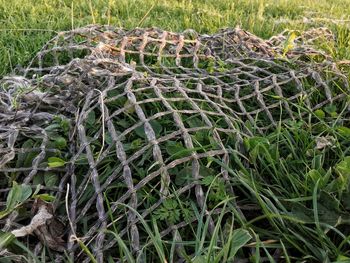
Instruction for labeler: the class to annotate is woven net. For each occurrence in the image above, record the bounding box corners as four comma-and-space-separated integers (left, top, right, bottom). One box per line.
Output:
0, 25, 349, 261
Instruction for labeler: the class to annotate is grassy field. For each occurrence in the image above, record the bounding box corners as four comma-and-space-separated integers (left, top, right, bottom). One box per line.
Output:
1, 0, 350, 77
2, 0, 350, 262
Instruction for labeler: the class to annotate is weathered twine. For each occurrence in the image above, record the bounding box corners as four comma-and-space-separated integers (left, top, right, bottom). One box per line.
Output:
0, 25, 348, 261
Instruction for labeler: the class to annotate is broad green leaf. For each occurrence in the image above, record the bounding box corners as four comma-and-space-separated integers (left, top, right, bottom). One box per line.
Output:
175, 166, 192, 186
135, 120, 162, 139
105, 132, 113, 145
192, 130, 207, 144
244, 136, 269, 151
44, 172, 58, 187
44, 123, 61, 132
338, 126, 350, 138
33, 173, 44, 185
324, 104, 337, 115
314, 109, 325, 119
165, 141, 186, 156
228, 229, 252, 259
4, 183, 32, 216
48, 157, 65, 168
16, 139, 34, 167
86, 110, 96, 125
162, 199, 177, 210
34, 193, 55, 202
60, 118, 70, 134
200, 166, 214, 177
330, 111, 338, 118
335, 156, 350, 189
54, 136, 67, 149
24, 151, 37, 167
76, 154, 88, 165
134, 123, 145, 138
307, 169, 322, 184
149, 120, 162, 137
6, 182, 22, 210
319, 191, 340, 212
290, 202, 313, 222
118, 119, 130, 129
19, 184, 32, 203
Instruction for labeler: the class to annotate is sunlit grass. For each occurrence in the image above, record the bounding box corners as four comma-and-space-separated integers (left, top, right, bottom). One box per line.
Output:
1, 0, 350, 262
0, 0, 350, 76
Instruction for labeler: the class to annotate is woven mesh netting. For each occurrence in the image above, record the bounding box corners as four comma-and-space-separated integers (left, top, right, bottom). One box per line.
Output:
0, 25, 349, 261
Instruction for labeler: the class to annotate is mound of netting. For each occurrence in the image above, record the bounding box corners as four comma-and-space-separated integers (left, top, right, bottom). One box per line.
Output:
0, 25, 349, 261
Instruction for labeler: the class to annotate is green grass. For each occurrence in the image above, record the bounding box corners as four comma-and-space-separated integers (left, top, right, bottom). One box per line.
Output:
2, 0, 350, 262
0, 0, 350, 77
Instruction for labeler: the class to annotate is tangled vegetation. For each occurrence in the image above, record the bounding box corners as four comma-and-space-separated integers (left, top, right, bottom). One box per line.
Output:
1, 1, 350, 263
